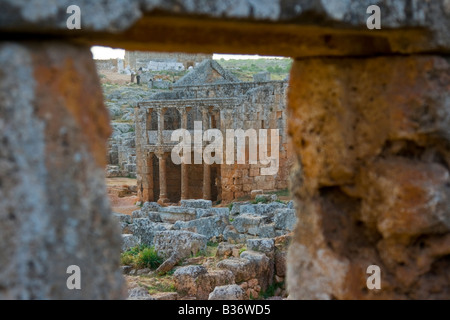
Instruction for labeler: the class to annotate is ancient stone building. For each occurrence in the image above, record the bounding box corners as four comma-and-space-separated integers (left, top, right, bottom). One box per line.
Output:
135, 60, 291, 203
1, 0, 449, 300
124, 51, 212, 71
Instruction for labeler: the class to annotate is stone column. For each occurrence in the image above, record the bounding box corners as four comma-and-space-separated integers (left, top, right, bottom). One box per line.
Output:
146, 108, 152, 144
178, 107, 190, 200
144, 151, 154, 201
202, 109, 211, 200
157, 107, 167, 146
156, 151, 169, 204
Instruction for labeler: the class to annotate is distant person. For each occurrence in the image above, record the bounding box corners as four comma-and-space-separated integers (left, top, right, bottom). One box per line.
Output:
131, 70, 136, 83
136, 67, 142, 85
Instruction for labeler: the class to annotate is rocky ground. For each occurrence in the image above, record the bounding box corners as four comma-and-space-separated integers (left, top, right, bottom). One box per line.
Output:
114, 196, 294, 300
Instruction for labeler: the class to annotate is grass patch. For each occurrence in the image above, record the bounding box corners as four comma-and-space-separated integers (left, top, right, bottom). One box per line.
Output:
139, 281, 176, 295
236, 195, 251, 201
251, 197, 269, 204
267, 189, 290, 197
121, 245, 164, 270
238, 246, 247, 255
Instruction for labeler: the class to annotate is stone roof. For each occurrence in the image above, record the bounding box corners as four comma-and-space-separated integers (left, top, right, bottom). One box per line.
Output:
174, 59, 240, 87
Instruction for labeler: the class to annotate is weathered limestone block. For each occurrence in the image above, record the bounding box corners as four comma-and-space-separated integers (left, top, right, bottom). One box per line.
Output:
174, 266, 235, 299
217, 258, 254, 283
240, 251, 272, 291
256, 223, 276, 238
0, 42, 125, 299
113, 213, 133, 234
208, 284, 245, 300
217, 251, 270, 291
287, 56, 450, 300
127, 287, 155, 300
158, 206, 196, 224
240, 202, 287, 217
2, 0, 450, 57
180, 199, 212, 209
247, 239, 275, 257
223, 225, 251, 243
132, 210, 161, 222
131, 219, 173, 246
255, 194, 278, 202
216, 243, 244, 259
274, 209, 297, 232
230, 202, 250, 215
195, 207, 229, 219
153, 230, 207, 259
141, 201, 161, 212
122, 234, 139, 252
173, 215, 228, 240
232, 214, 263, 235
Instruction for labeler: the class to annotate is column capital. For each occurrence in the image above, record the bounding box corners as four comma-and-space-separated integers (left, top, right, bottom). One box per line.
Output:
157, 107, 167, 116
155, 150, 167, 160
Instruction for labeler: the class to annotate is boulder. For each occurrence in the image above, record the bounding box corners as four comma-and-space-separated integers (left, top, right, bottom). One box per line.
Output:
174, 265, 235, 299
127, 287, 154, 300
173, 215, 228, 240
153, 230, 207, 259
247, 238, 275, 256
208, 284, 245, 300
131, 219, 173, 246
121, 234, 139, 252
274, 209, 297, 232
232, 214, 263, 235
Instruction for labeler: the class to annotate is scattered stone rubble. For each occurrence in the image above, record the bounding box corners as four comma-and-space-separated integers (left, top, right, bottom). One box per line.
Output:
113, 197, 295, 300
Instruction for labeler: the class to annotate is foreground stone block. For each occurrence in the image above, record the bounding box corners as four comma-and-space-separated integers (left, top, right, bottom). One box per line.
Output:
0, 42, 125, 299
287, 56, 450, 299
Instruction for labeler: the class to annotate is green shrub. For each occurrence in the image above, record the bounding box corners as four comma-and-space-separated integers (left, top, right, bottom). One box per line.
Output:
136, 246, 164, 269
120, 245, 163, 270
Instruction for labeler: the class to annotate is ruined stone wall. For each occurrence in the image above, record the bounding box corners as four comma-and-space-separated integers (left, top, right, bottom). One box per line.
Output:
219, 82, 292, 201
95, 58, 119, 72
125, 51, 212, 70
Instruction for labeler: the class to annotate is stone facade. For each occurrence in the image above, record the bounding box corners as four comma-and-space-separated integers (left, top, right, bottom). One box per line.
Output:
135, 60, 292, 204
